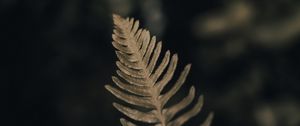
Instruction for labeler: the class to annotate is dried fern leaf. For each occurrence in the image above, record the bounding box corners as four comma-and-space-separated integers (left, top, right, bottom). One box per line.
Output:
105, 14, 213, 126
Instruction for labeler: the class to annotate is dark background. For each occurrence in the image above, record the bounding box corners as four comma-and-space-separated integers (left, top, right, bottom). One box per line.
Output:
5, 0, 300, 126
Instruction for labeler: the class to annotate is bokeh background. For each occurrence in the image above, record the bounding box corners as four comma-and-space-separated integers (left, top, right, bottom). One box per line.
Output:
6, 0, 300, 126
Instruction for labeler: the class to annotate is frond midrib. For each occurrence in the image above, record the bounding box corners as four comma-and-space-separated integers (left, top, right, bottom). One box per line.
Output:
120, 18, 167, 126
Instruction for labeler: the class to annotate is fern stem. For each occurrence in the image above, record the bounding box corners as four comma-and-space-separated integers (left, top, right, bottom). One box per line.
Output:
132, 37, 167, 126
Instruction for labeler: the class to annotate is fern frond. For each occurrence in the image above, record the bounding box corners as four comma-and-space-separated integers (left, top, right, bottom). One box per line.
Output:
105, 14, 213, 126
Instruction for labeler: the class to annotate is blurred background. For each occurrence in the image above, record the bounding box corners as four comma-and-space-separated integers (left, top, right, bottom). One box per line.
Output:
5, 0, 300, 126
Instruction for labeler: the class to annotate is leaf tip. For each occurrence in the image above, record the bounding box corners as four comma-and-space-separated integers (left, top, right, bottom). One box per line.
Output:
112, 13, 121, 19
199, 95, 204, 102
104, 85, 112, 90
112, 102, 119, 107
201, 112, 214, 126
186, 63, 192, 69
190, 86, 196, 93
112, 13, 124, 25
172, 53, 179, 61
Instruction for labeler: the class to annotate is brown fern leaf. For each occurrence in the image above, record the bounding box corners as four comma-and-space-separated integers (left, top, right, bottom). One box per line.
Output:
105, 14, 213, 126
